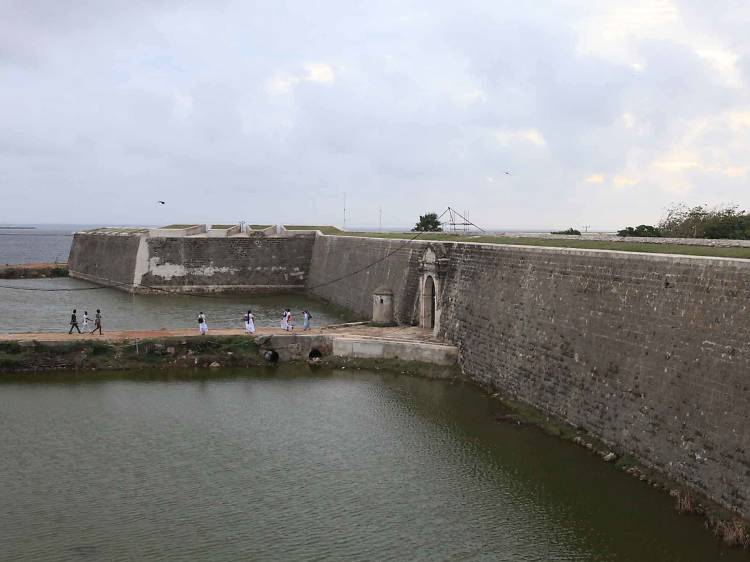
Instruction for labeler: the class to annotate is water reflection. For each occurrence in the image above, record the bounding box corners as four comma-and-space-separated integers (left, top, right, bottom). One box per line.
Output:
0, 367, 743, 562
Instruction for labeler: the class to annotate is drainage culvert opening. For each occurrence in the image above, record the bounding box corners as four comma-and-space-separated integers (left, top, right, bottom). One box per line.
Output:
308, 348, 322, 360
263, 350, 279, 363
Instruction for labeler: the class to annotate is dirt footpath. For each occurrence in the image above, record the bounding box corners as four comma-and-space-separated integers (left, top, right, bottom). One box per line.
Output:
0, 325, 436, 343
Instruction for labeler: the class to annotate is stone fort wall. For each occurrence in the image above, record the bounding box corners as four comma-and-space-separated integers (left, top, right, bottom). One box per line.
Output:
308, 235, 750, 518
68, 232, 143, 289
138, 235, 315, 292
69, 232, 315, 293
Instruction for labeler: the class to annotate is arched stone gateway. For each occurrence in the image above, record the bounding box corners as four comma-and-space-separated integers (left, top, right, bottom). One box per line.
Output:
418, 246, 447, 334
423, 275, 436, 330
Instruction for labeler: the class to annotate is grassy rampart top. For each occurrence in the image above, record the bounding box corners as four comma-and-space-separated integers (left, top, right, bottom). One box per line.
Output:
285, 225, 342, 234
334, 231, 750, 259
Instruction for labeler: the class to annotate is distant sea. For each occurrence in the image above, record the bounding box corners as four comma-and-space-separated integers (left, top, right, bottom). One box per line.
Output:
0, 223, 613, 265
0, 225, 99, 265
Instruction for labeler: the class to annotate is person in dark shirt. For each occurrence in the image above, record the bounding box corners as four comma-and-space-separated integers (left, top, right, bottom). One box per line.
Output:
90, 309, 102, 335
69, 309, 81, 334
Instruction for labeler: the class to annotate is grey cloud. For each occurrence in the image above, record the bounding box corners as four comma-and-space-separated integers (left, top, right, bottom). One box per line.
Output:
1, 0, 749, 229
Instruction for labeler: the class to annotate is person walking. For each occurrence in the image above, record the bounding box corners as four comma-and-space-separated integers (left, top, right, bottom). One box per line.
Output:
82, 311, 89, 331
303, 310, 312, 331
68, 309, 81, 334
281, 309, 288, 331
286, 309, 294, 331
244, 310, 255, 334
90, 309, 102, 335
198, 312, 208, 335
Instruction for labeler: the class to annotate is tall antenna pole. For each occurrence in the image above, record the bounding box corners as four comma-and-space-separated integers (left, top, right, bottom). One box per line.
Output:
343, 192, 347, 230
379, 207, 382, 232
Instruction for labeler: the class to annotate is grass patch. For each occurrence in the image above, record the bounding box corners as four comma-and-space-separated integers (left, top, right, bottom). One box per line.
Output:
248, 225, 272, 230
0, 264, 69, 279
333, 232, 750, 259
0, 335, 264, 374
210, 224, 236, 229
160, 224, 201, 229
0, 342, 22, 354
285, 225, 342, 234
89, 342, 115, 356
0, 352, 24, 369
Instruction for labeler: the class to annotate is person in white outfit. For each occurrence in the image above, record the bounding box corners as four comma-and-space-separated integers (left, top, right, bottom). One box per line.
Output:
244, 310, 255, 334
281, 309, 288, 331
82, 311, 89, 330
286, 309, 294, 331
198, 312, 208, 335
303, 310, 312, 331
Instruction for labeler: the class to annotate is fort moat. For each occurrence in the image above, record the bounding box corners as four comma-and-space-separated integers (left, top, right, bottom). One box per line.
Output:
1, 366, 748, 562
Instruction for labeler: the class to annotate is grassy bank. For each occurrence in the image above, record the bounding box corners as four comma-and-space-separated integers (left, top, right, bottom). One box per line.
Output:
285, 225, 343, 234
0, 263, 68, 279
0, 336, 261, 372
337, 232, 750, 259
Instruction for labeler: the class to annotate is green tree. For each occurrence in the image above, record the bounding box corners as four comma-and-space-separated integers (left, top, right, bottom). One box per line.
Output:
658, 204, 710, 238
617, 225, 661, 237
658, 203, 750, 239
551, 228, 581, 235
412, 212, 443, 232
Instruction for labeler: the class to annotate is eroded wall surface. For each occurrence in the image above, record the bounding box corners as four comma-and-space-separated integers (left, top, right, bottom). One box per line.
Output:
306, 235, 426, 323
309, 235, 750, 518
69, 233, 315, 293
68, 232, 142, 289
138, 236, 315, 292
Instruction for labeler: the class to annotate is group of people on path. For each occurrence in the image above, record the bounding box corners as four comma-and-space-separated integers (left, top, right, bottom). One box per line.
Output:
281, 308, 313, 331
68, 309, 103, 334
196, 308, 312, 335
68, 307, 312, 336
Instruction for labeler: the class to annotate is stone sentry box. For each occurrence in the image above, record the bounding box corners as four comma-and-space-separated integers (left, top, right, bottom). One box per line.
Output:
372, 286, 394, 324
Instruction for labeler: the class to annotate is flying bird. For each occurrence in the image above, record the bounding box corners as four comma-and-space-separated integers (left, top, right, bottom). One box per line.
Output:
157, 201, 166, 205
505, 171, 511, 176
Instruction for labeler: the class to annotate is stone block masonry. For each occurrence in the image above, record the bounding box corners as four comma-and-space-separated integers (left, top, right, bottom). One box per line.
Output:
68, 231, 143, 289
308, 235, 750, 519
138, 235, 315, 293
69, 231, 315, 293
307, 235, 429, 323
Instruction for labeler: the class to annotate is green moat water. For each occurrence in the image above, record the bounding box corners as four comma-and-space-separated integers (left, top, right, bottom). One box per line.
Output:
0, 366, 744, 562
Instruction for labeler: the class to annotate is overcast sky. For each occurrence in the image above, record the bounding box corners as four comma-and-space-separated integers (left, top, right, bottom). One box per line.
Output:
1, 0, 749, 229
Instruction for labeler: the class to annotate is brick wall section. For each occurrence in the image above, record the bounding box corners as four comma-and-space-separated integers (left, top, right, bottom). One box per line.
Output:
68, 232, 141, 288
310, 235, 750, 518
307, 235, 427, 323
140, 235, 315, 290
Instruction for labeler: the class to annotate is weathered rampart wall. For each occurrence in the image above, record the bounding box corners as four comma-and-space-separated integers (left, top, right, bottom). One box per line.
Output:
306, 235, 427, 323
68, 233, 316, 293
138, 235, 315, 293
68, 232, 142, 289
308, 235, 750, 518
